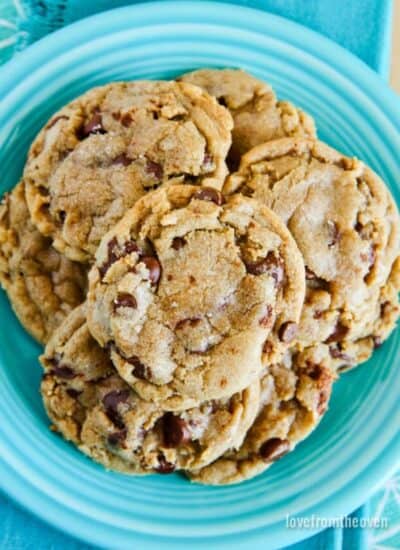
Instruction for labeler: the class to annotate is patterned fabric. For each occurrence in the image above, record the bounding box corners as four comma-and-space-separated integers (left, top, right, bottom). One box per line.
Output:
0, 1, 398, 549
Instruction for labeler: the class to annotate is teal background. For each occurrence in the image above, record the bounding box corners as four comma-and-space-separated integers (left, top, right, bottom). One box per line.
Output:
0, 1, 399, 549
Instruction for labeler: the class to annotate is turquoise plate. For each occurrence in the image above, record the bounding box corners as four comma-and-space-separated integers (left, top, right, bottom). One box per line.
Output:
0, 2, 399, 548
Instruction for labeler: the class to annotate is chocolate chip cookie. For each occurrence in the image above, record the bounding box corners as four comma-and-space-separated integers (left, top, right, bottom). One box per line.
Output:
0, 182, 87, 343
179, 69, 316, 165
188, 346, 335, 485
87, 184, 306, 408
225, 138, 400, 370
24, 81, 233, 262
41, 304, 261, 473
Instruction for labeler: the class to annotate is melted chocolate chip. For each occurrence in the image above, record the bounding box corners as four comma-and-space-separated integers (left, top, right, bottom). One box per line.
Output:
102, 390, 130, 411
59, 210, 66, 223
125, 355, 147, 379
113, 154, 132, 166
162, 412, 191, 447
113, 292, 137, 311
171, 237, 186, 250
50, 357, 76, 379
245, 251, 284, 286
141, 256, 161, 284
325, 321, 349, 343
259, 438, 290, 462
156, 453, 176, 474
99, 237, 140, 278
146, 160, 163, 181
193, 187, 225, 205
102, 390, 129, 430
278, 321, 298, 343
107, 429, 127, 446
80, 111, 105, 138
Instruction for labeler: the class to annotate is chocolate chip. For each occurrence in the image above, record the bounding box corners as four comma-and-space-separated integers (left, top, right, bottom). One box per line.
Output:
327, 221, 340, 247
162, 412, 191, 447
259, 438, 290, 462
102, 389, 130, 411
156, 453, 175, 474
80, 111, 105, 138
113, 154, 132, 166
50, 359, 76, 379
107, 429, 127, 446
125, 355, 147, 379
193, 187, 225, 205
113, 292, 137, 311
99, 237, 140, 278
59, 210, 66, 223
146, 160, 163, 181
66, 388, 82, 398
171, 237, 186, 250
102, 390, 129, 430
47, 115, 68, 129
329, 346, 352, 362
278, 321, 298, 343
141, 256, 161, 284
201, 154, 214, 172
245, 251, 284, 287
325, 321, 349, 343
259, 305, 273, 328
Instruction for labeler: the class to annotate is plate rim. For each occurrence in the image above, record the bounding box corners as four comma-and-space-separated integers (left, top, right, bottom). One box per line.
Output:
0, 2, 399, 548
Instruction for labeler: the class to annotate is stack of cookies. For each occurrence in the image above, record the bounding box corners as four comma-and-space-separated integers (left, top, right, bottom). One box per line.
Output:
1, 71, 399, 485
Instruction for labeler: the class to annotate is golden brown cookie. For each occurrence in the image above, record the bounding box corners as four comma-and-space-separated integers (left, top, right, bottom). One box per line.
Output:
41, 304, 261, 474
225, 138, 400, 370
189, 346, 335, 485
0, 182, 87, 343
87, 185, 306, 408
24, 81, 233, 262
179, 69, 316, 165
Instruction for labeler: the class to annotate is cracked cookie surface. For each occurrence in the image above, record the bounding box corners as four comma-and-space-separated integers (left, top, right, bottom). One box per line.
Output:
0, 181, 87, 343
87, 184, 305, 408
225, 138, 400, 370
41, 304, 261, 474
179, 69, 316, 165
24, 80, 233, 262
188, 345, 335, 485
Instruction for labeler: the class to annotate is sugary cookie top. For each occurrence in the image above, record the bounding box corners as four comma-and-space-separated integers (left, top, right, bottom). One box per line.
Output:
41, 304, 261, 474
225, 138, 400, 369
24, 80, 233, 262
179, 69, 316, 164
87, 185, 305, 408
0, 182, 86, 343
